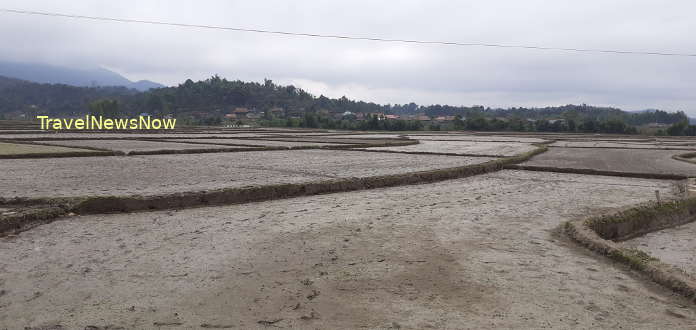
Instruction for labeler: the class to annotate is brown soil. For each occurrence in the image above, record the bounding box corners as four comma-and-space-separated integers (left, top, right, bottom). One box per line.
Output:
524, 147, 696, 176
356, 140, 538, 156
0, 142, 94, 155
1, 171, 693, 329
621, 221, 696, 275
552, 141, 696, 150
0, 132, 277, 140
323, 134, 406, 139
161, 138, 342, 147
408, 134, 548, 143
0, 150, 494, 198
35, 139, 249, 153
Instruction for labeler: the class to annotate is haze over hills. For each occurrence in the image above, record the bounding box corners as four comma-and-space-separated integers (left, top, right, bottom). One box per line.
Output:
0, 61, 165, 91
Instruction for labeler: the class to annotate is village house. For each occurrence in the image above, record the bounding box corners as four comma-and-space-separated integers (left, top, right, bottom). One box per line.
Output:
268, 107, 285, 117
232, 107, 251, 118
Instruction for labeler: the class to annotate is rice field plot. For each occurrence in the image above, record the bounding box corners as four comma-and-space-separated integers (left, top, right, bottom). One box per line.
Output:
1, 170, 691, 329
0, 149, 494, 198
0, 132, 280, 140
0, 141, 94, 155
620, 221, 696, 275
354, 140, 538, 156
326, 134, 406, 139
33, 139, 249, 153
407, 134, 548, 143
523, 147, 696, 176
254, 137, 405, 145
552, 141, 696, 149
161, 138, 343, 148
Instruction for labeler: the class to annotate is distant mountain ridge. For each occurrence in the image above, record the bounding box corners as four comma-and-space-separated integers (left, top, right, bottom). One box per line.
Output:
0, 61, 165, 91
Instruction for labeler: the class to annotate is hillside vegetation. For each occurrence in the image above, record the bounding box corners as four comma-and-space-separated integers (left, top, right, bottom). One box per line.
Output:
0, 75, 689, 134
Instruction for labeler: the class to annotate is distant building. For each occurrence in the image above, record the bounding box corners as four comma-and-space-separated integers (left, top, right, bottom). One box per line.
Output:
269, 107, 285, 116
370, 112, 386, 120
230, 107, 251, 118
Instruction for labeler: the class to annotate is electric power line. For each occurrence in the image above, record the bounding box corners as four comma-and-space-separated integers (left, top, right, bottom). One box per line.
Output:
2, 8, 695, 57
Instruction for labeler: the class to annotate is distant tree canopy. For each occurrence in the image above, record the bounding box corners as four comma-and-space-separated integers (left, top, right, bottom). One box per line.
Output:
262, 113, 425, 131
663, 120, 696, 136
0, 74, 689, 134
88, 99, 120, 117
0, 76, 136, 116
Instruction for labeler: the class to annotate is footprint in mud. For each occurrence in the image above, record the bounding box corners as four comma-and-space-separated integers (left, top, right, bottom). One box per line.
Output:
616, 284, 632, 292
665, 309, 688, 319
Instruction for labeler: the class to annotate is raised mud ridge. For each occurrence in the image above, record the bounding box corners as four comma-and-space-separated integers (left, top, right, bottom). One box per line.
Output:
673, 151, 696, 165
505, 164, 689, 181
565, 199, 696, 303
0, 145, 547, 235
0, 138, 419, 159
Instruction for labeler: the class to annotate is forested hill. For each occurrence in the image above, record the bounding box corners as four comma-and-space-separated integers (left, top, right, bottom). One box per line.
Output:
0, 75, 137, 116
0, 74, 688, 126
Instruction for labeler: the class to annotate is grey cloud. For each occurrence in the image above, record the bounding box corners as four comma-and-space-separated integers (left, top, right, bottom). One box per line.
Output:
0, 0, 695, 113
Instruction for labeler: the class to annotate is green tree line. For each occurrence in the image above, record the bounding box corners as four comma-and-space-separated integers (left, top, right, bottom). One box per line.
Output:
0, 74, 688, 133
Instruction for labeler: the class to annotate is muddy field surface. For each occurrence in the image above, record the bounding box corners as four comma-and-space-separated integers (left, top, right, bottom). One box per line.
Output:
524, 147, 696, 175
162, 138, 343, 147
552, 141, 696, 149
356, 140, 538, 156
0, 150, 493, 198
245, 130, 336, 135
0, 142, 93, 155
541, 135, 653, 142
0, 132, 277, 140
33, 139, 248, 153
1, 171, 693, 329
256, 137, 403, 145
256, 132, 347, 137
620, 221, 696, 275
327, 134, 406, 139
407, 134, 548, 143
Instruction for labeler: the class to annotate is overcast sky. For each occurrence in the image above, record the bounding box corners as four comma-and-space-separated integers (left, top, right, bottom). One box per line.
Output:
1, 1, 695, 113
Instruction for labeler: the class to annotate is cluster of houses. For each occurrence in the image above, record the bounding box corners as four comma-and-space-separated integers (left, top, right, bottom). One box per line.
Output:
347, 112, 460, 122
222, 106, 462, 122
